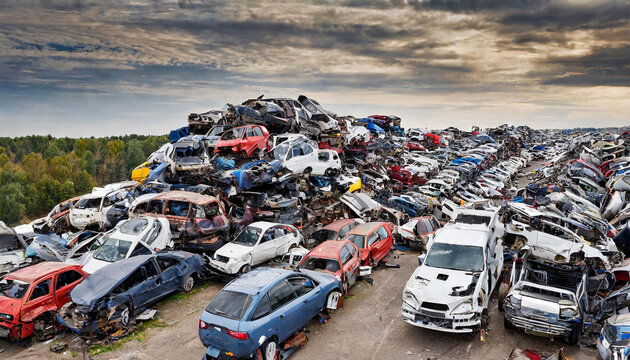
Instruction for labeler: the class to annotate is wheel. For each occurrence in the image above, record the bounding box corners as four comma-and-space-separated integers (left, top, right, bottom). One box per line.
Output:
325, 168, 336, 177
120, 305, 130, 326
240, 264, 251, 274
261, 338, 278, 360
259, 148, 267, 158
289, 242, 298, 250
182, 274, 194, 293
503, 316, 515, 330
303, 167, 312, 178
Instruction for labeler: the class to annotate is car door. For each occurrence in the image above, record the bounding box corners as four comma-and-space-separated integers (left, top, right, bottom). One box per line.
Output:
21, 277, 55, 322
128, 259, 163, 310
272, 225, 294, 256
156, 255, 182, 292
251, 228, 277, 265
54, 269, 85, 307
285, 276, 319, 334
341, 243, 359, 286
266, 279, 299, 341
371, 226, 391, 263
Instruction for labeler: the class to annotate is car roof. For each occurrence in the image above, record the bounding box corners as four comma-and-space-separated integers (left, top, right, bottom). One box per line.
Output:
225, 267, 294, 295
248, 221, 281, 231
348, 222, 386, 235
154, 191, 218, 204
322, 218, 357, 232
8, 262, 81, 283
308, 240, 347, 259
433, 225, 489, 247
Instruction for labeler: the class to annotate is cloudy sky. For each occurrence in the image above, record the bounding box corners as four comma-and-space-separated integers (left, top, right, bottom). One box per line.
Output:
1, 0, 628, 137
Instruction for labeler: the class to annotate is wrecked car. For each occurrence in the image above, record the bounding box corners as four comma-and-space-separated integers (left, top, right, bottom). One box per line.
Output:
341, 222, 394, 267
76, 216, 173, 274
0, 262, 87, 341
199, 267, 342, 360
401, 214, 503, 333
397, 216, 440, 250
268, 138, 341, 176
214, 124, 270, 159
299, 239, 361, 295
69, 184, 134, 230
305, 218, 365, 248
130, 191, 229, 253
599, 313, 630, 360
0, 221, 30, 277
208, 222, 303, 274
58, 251, 204, 334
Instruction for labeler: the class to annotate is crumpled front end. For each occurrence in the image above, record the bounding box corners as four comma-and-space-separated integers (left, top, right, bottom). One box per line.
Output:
57, 300, 129, 334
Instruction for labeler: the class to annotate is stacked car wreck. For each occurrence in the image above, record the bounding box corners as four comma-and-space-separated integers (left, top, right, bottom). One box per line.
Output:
2, 93, 629, 359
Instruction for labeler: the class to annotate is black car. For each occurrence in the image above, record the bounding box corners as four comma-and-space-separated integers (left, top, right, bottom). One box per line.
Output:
57, 251, 205, 333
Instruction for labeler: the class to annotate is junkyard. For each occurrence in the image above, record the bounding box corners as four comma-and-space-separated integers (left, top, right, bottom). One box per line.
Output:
1, 93, 629, 360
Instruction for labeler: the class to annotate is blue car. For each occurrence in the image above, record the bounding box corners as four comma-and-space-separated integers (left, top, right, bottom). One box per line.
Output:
199, 267, 342, 360
599, 313, 630, 360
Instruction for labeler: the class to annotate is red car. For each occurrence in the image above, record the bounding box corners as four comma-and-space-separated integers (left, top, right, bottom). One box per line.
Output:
306, 218, 364, 247
299, 240, 361, 294
214, 124, 270, 158
341, 222, 394, 267
0, 262, 88, 341
389, 166, 427, 186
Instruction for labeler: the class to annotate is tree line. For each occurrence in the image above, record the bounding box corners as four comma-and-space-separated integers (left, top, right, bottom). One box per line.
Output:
0, 135, 168, 226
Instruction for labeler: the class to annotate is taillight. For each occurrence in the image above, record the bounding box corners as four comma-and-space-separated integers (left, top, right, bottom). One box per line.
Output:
199, 320, 208, 329
227, 330, 248, 340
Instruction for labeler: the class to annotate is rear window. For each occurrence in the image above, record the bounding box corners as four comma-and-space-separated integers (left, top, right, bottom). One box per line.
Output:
301, 257, 340, 273
206, 290, 252, 320
455, 214, 491, 225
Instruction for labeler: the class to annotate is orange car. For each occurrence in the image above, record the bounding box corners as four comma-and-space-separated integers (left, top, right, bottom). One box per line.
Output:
341, 222, 394, 267
0, 262, 88, 341
299, 240, 361, 294
214, 125, 270, 158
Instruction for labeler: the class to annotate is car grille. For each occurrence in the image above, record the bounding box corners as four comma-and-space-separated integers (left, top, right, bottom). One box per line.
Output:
421, 302, 449, 311
509, 315, 569, 336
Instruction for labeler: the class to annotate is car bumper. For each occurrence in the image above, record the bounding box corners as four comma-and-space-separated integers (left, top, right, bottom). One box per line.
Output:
503, 309, 574, 337
0, 322, 13, 338
207, 258, 239, 274
401, 304, 479, 333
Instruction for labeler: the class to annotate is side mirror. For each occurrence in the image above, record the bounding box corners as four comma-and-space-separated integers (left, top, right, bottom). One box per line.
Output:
418, 254, 426, 266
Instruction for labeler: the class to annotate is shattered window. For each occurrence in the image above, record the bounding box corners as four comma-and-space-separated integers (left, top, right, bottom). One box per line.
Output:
221, 127, 245, 141
74, 197, 102, 210
157, 257, 178, 271
206, 290, 252, 320
311, 229, 337, 242
147, 200, 165, 214
415, 221, 429, 235
287, 276, 315, 297
1, 279, 30, 299
340, 246, 352, 264
271, 142, 290, 160
93, 237, 133, 262
205, 202, 220, 218
233, 226, 262, 247
301, 257, 340, 273
130, 243, 152, 257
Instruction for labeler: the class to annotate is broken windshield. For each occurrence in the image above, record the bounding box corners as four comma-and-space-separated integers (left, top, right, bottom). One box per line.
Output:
300, 257, 340, 273
221, 127, 245, 141
425, 243, 484, 272
92, 237, 132, 262
233, 226, 262, 247
271, 142, 291, 161
75, 197, 102, 210
1, 279, 30, 299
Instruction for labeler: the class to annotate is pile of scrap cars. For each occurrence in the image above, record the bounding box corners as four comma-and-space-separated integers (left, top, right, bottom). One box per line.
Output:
1, 94, 630, 359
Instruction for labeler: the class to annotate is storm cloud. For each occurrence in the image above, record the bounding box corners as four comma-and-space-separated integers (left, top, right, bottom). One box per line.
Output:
0, 0, 628, 136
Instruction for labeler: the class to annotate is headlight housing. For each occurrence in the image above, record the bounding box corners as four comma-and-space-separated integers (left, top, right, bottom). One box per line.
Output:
506, 294, 521, 309
559, 300, 578, 319
403, 291, 419, 310
451, 300, 474, 315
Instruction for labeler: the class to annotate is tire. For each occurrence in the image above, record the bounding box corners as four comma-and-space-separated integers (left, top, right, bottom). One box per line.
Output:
182, 274, 194, 293
261, 338, 278, 360
325, 168, 336, 177
120, 305, 130, 326
240, 264, 251, 274
303, 167, 312, 178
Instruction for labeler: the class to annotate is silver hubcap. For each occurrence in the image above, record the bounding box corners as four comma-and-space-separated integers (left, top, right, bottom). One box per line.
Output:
265, 342, 276, 360
185, 277, 194, 291
121, 308, 129, 325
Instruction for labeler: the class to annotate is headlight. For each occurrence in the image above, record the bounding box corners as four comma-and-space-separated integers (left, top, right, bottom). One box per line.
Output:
403, 291, 419, 309
506, 295, 521, 309
560, 308, 577, 318
451, 301, 474, 315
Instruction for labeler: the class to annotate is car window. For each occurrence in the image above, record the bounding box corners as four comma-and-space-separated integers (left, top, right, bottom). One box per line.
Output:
29, 279, 51, 301
165, 201, 189, 217
147, 200, 164, 214
375, 226, 389, 240
253, 127, 263, 137
347, 234, 365, 249
300, 257, 341, 273
286, 276, 315, 297
319, 152, 329, 161
130, 243, 152, 257
333, 153, 339, 160
269, 280, 297, 311
144, 261, 159, 278
340, 246, 351, 264
421, 219, 434, 232
246, 128, 255, 137
145, 221, 162, 246
339, 225, 351, 238
303, 144, 313, 155
56, 270, 83, 289
206, 290, 252, 320
205, 202, 220, 218
261, 229, 275, 243
367, 233, 379, 246
345, 243, 357, 257
194, 205, 205, 218
157, 257, 178, 271
252, 293, 271, 320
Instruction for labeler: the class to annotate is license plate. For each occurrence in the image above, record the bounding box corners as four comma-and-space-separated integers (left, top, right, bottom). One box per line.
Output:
206, 346, 220, 358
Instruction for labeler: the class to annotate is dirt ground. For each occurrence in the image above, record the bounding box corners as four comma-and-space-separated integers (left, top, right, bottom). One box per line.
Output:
1, 160, 598, 359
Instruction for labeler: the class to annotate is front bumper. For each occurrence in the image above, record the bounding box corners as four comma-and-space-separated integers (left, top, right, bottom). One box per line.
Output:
207, 258, 240, 275
401, 303, 479, 333
503, 307, 575, 337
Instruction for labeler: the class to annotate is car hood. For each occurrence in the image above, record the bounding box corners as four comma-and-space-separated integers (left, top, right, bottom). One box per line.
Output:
0, 296, 22, 318
405, 265, 479, 304
215, 242, 253, 259
81, 255, 111, 274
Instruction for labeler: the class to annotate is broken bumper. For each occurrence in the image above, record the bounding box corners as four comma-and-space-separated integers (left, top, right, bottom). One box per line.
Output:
401, 303, 479, 333
503, 308, 574, 337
